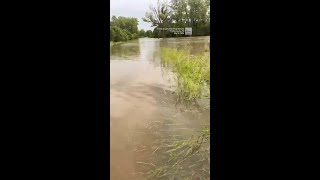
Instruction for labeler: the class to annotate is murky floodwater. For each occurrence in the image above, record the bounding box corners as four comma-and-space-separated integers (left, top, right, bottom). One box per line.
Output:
110, 36, 210, 180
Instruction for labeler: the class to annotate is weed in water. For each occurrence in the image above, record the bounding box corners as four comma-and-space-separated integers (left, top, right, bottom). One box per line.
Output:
160, 48, 210, 103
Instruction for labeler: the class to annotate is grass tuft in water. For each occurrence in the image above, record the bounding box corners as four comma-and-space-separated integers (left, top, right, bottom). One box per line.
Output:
160, 48, 210, 102
133, 123, 210, 180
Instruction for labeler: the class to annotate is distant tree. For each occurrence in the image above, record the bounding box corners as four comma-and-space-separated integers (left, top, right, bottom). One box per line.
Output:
139, 29, 146, 37
142, 0, 210, 37
110, 16, 140, 42
142, 0, 171, 38
146, 30, 153, 38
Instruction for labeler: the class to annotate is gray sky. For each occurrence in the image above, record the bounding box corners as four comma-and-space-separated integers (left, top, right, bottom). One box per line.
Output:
110, 0, 156, 31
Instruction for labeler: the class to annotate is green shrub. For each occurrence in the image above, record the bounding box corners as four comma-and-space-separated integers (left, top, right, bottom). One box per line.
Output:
110, 26, 127, 42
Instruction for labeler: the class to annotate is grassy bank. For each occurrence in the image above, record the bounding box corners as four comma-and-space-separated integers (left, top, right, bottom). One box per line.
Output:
160, 48, 210, 102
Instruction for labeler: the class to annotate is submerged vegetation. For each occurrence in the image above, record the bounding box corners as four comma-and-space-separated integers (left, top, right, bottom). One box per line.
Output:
161, 48, 210, 102
110, 1, 211, 177
132, 118, 210, 180
131, 47, 211, 180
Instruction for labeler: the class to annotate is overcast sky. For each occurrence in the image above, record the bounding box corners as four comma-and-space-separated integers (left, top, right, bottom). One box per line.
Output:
110, 0, 156, 31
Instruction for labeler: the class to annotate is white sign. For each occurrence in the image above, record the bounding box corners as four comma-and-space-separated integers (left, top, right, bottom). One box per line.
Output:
185, 27, 192, 35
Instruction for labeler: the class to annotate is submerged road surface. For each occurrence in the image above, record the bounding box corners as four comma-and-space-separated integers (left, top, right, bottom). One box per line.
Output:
110, 37, 210, 180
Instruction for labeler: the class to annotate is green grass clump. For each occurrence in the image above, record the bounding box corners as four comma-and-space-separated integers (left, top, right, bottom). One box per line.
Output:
133, 125, 210, 180
160, 48, 210, 101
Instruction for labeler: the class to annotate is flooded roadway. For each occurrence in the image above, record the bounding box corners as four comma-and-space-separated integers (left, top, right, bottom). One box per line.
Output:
110, 37, 210, 180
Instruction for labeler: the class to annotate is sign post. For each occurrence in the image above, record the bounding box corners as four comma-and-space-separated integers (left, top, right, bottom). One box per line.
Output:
185, 27, 192, 36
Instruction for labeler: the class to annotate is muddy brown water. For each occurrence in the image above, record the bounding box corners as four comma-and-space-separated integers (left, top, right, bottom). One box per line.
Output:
110, 36, 210, 180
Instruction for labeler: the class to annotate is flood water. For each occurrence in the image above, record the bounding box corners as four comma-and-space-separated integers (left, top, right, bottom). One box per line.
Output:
110, 36, 210, 180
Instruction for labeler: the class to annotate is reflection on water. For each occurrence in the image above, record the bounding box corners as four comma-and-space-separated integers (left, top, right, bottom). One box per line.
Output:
110, 36, 210, 180
110, 39, 141, 60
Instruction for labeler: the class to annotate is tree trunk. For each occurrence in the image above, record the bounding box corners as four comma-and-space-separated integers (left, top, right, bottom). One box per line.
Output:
162, 24, 166, 38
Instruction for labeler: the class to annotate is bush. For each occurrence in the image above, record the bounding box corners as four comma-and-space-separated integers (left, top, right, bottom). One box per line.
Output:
110, 26, 128, 42
110, 16, 140, 42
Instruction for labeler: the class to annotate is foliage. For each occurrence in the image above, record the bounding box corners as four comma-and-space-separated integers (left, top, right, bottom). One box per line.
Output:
146, 30, 153, 38
139, 29, 146, 37
110, 16, 139, 42
161, 48, 210, 101
142, 0, 210, 38
133, 121, 210, 180
142, 0, 172, 38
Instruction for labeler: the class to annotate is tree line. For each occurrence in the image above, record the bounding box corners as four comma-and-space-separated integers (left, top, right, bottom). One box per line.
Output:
110, 16, 139, 42
110, 0, 210, 41
140, 0, 210, 38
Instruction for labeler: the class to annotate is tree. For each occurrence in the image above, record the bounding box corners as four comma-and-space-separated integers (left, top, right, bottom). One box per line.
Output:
146, 30, 153, 38
142, 0, 171, 38
142, 0, 210, 38
110, 26, 127, 42
110, 16, 139, 42
139, 29, 146, 37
